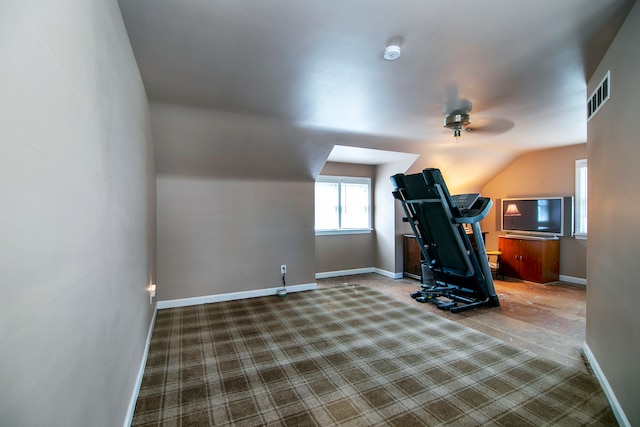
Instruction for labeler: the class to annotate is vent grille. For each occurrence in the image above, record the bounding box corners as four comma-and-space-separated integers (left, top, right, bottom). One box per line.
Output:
587, 70, 610, 121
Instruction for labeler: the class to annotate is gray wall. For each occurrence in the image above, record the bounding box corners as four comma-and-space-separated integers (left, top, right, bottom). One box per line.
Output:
0, 1, 156, 426
586, 3, 640, 424
315, 233, 377, 274
378, 160, 411, 275
151, 102, 333, 181
156, 176, 315, 300
152, 102, 318, 300
481, 144, 588, 280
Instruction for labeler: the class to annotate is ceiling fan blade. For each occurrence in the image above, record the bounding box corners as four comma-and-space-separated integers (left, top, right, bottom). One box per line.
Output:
466, 117, 514, 134
443, 84, 473, 114
443, 97, 472, 115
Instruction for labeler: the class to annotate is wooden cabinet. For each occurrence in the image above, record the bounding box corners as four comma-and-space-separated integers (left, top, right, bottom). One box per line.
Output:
403, 232, 487, 281
403, 235, 422, 280
498, 236, 559, 283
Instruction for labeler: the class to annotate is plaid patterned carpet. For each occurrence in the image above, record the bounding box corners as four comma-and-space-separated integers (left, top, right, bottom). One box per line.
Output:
132, 285, 616, 426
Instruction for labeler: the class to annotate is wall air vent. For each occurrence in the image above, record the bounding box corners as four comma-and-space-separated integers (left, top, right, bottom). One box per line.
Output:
587, 70, 610, 122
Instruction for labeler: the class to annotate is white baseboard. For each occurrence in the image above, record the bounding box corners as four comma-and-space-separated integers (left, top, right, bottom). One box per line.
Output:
374, 268, 403, 279
315, 268, 402, 280
582, 342, 630, 427
124, 306, 158, 427
156, 283, 317, 310
316, 267, 375, 279
559, 275, 587, 285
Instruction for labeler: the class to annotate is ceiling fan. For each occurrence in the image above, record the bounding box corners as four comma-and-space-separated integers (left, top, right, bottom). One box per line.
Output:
440, 87, 514, 142
443, 112, 515, 142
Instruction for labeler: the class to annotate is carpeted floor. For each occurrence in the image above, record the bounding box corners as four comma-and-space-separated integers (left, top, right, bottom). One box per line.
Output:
132, 285, 616, 426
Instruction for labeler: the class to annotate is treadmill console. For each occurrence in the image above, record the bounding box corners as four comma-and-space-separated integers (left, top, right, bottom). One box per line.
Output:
452, 193, 480, 210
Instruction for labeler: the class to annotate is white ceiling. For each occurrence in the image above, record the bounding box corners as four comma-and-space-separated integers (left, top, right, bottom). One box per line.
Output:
118, 0, 635, 190
328, 146, 419, 165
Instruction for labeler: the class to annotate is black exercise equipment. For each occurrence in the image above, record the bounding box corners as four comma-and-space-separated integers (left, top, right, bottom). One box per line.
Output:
391, 168, 500, 313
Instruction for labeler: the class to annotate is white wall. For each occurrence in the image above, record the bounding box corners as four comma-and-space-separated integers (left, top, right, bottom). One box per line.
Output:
0, 1, 155, 426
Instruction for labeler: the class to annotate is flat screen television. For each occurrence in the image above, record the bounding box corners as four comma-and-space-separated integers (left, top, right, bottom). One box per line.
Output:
501, 197, 564, 237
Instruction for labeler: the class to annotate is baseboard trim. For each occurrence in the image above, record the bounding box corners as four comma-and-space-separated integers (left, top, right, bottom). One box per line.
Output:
315, 268, 375, 279
582, 342, 630, 427
124, 305, 157, 427
156, 283, 317, 310
559, 275, 587, 285
374, 268, 403, 279
315, 268, 402, 280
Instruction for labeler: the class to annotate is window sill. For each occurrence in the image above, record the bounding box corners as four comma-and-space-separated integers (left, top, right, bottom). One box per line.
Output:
315, 229, 373, 236
574, 234, 587, 240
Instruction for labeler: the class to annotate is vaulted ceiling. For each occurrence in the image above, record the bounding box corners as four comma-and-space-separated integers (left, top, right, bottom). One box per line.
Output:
118, 0, 635, 190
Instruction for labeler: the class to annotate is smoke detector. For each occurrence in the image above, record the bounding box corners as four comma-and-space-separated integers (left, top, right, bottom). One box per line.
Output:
383, 45, 401, 61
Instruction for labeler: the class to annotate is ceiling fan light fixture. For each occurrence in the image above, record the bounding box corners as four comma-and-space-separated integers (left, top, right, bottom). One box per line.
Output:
383, 45, 401, 61
444, 112, 471, 141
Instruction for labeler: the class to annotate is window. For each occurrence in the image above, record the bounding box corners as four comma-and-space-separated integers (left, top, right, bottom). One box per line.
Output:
575, 159, 587, 239
315, 176, 371, 233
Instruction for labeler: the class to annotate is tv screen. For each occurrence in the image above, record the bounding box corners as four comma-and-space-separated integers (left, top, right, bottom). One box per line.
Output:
501, 197, 563, 236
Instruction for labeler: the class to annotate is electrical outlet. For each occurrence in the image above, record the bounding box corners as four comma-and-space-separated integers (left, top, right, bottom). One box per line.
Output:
281, 264, 287, 274
148, 284, 157, 305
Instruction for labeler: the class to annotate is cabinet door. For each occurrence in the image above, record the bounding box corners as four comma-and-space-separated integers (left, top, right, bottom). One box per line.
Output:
540, 240, 560, 283
403, 236, 422, 279
519, 240, 543, 283
499, 237, 521, 279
